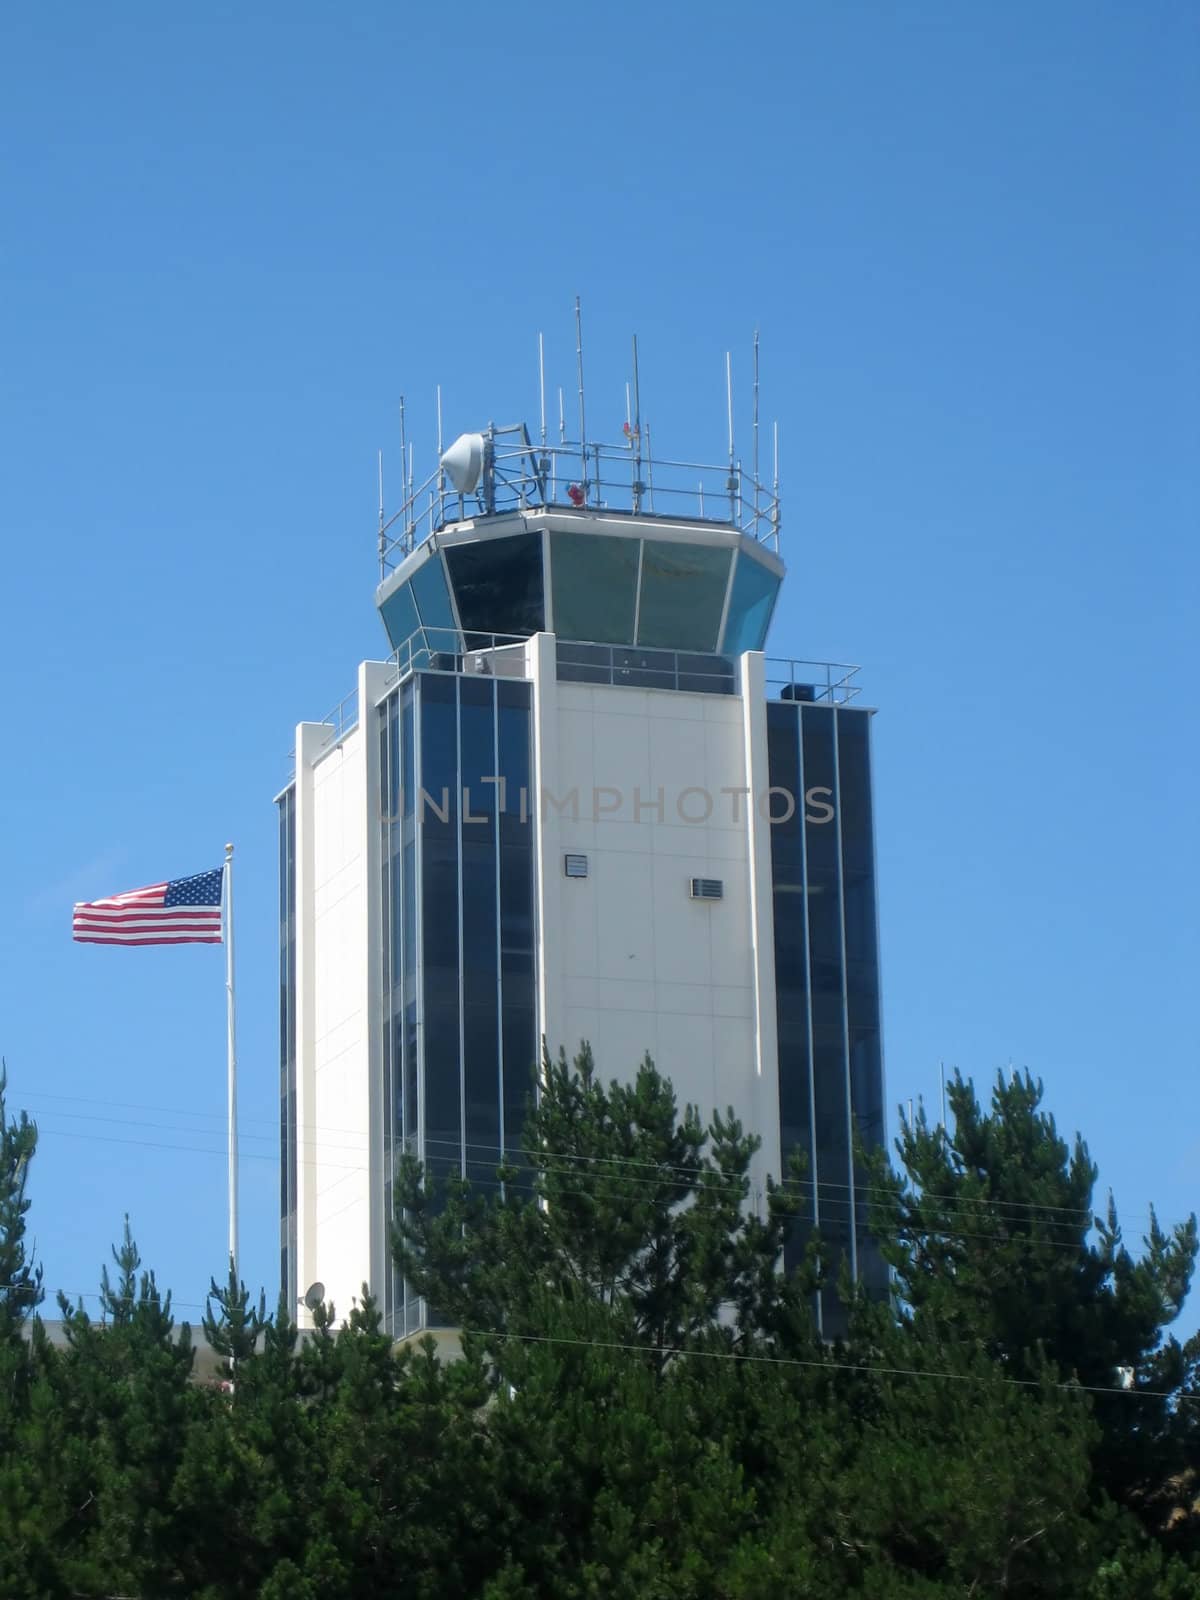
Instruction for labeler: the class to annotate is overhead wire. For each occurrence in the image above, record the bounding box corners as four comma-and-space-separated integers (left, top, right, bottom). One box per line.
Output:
11, 1085, 1185, 1232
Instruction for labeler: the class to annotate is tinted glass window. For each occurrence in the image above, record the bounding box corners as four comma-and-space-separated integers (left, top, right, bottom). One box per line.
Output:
497, 681, 536, 1163
837, 710, 885, 1300
410, 553, 458, 643
802, 704, 852, 1322
722, 552, 781, 654
446, 532, 545, 644
637, 540, 731, 651
551, 531, 639, 643
460, 677, 501, 1189
418, 676, 461, 1186
378, 581, 421, 651
766, 706, 813, 1276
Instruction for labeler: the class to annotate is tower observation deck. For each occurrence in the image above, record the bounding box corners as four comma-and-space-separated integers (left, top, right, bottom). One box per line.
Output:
278, 347, 885, 1344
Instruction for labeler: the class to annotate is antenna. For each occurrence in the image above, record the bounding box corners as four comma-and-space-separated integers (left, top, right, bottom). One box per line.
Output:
538, 333, 546, 448
399, 395, 408, 501
575, 295, 589, 504
631, 333, 644, 513
303, 1281, 325, 1312
752, 328, 760, 524
726, 351, 734, 464
398, 396, 410, 552
436, 384, 444, 520
377, 449, 385, 576
772, 419, 780, 549
726, 352, 736, 522
558, 386, 565, 443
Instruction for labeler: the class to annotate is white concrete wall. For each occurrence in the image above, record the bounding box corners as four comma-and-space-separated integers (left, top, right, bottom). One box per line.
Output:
292, 665, 391, 1327
532, 644, 782, 1193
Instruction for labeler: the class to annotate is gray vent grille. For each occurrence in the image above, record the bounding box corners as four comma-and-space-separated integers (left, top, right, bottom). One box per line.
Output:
564, 853, 589, 879
690, 877, 724, 901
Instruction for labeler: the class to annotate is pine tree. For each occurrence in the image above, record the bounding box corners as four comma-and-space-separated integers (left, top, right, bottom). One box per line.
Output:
866, 1069, 1199, 1543
395, 1043, 808, 1380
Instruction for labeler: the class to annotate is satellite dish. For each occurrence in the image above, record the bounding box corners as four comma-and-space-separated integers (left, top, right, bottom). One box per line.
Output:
302, 1281, 325, 1311
440, 432, 485, 494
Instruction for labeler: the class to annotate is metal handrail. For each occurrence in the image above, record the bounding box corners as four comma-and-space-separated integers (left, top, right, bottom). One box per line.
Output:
763, 657, 861, 705
286, 644, 862, 779
378, 429, 781, 576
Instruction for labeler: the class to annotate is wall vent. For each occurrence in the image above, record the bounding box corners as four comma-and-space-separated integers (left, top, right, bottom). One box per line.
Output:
689, 877, 724, 901
564, 853, 589, 879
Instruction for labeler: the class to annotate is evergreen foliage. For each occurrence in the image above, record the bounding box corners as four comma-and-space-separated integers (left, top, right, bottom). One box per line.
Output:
0, 1053, 1196, 1597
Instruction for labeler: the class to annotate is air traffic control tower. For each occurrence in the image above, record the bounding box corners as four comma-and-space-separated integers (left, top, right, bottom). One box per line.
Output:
278, 345, 886, 1338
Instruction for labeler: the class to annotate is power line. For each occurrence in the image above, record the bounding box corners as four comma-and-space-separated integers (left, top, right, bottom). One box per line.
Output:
13, 1087, 1184, 1231
22, 1121, 1195, 1255
459, 1326, 1200, 1405
7, 1085, 1164, 1227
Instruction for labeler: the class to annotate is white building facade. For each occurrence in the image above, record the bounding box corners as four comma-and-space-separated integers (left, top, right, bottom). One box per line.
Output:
280, 486, 885, 1339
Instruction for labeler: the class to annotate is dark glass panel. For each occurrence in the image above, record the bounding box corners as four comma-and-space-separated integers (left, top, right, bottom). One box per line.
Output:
551, 531, 639, 643
402, 840, 416, 980
403, 1001, 418, 1149
613, 644, 675, 690
837, 710, 886, 1290
801, 704, 852, 1306
722, 551, 781, 654
555, 640, 612, 685
767, 705, 814, 1277
497, 682, 533, 847
676, 652, 736, 695
502, 1001, 537, 1184
418, 676, 461, 1186
401, 685, 415, 821
410, 553, 458, 640
378, 581, 421, 651
497, 681, 536, 1163
445, 532, 545, 644
464, 1004, 501, 1189
459, 676, 501, 1191
637, 540, 731, 651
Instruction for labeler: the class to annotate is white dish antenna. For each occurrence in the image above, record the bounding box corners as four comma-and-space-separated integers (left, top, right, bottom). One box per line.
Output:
302, 1281, 325, 1311
440, 432, 485, 494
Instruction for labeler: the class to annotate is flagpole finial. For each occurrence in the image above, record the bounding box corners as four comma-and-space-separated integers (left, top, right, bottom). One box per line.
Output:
224, 842, 234, 858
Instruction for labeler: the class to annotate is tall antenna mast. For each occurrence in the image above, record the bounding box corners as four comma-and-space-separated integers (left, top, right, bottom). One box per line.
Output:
726, 351, 735, 463
631, 333, 643, 513
575, 295, 589, 504
398, 396, 407, 496
752, 329, 760, 524
538, 332, 546, 447
436, 384, 444, 523
772, 420, 780, 549
726, 351, 736, 523
377, 449, 385, 576
398, 396, 410, 552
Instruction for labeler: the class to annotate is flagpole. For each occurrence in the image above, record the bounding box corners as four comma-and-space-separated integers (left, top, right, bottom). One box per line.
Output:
224, 842, 239, 1281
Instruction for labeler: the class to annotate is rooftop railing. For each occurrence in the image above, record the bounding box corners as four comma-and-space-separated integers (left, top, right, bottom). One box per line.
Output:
764, 656, 861, 705
286, 641, 862, 779
378, 423, 781, 577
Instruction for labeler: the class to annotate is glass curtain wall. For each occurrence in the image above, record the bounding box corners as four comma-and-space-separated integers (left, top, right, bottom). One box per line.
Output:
767, 702, 886, 1335
379, 672, 537, 1336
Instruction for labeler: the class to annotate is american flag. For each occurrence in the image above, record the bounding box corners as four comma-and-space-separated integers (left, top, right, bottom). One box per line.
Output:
72, 868, 225, 946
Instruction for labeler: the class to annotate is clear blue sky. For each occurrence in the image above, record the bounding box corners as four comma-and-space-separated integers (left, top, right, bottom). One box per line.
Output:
2, 3, 1196, 1335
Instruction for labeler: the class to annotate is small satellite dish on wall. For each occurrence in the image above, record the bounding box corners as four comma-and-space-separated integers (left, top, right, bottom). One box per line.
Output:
302, 1281, 325, 1311
440, 432, 485, 494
